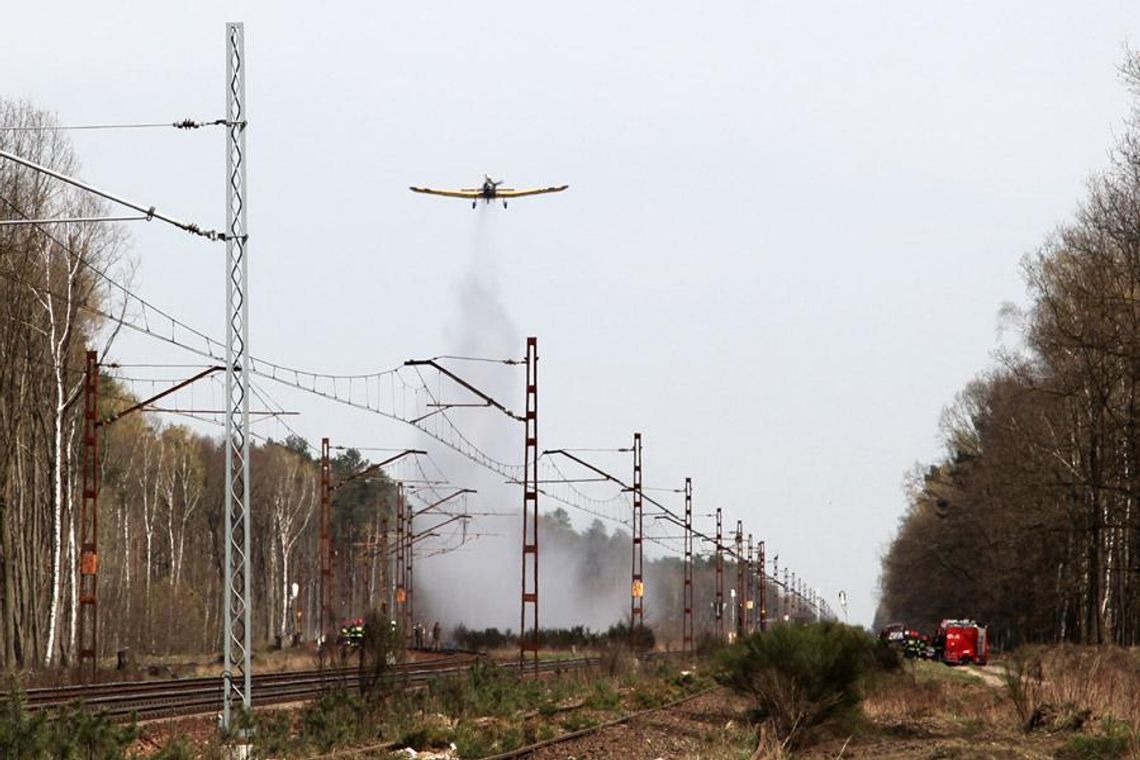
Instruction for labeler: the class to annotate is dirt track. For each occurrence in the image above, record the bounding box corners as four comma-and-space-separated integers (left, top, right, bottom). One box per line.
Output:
962, 663, 1007, 688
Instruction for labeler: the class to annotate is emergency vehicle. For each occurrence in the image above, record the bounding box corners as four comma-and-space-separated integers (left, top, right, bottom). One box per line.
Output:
879, 622, 906, 645
935, 619, 988, 665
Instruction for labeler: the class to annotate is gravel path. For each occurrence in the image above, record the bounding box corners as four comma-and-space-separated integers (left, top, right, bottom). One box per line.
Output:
962, 663, 1008, 688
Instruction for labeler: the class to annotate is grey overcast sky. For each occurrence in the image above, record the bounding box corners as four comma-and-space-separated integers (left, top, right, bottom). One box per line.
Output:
7, 1, 1140, 628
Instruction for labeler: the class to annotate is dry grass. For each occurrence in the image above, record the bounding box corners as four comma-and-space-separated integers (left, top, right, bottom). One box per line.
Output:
1001, 645, 1140, 752
746, 723, 792, 760
864, 660, 1010, 729
852, 650, 1140, 759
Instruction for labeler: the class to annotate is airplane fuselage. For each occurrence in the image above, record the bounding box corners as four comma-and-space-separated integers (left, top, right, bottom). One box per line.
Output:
475, 179, 505, 207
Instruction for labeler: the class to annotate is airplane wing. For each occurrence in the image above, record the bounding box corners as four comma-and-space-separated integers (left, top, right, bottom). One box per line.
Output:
409, 187, 481, 199
495, 185, 569, 199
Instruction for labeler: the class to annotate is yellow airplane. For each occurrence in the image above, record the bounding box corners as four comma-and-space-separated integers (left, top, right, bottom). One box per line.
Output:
410, 175, 568, 208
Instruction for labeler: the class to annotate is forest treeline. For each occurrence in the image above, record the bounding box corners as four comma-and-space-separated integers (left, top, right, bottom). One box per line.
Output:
877, 56, 1140, 647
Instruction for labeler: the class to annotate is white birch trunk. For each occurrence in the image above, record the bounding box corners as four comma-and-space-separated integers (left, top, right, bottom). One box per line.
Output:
41, 235, 83, 666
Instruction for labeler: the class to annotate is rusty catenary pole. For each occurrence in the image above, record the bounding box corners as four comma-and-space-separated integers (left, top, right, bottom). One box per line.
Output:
772, 553, 780, 624
715, 508, 724, 642
779, 567, 788, 619
520, 337, 540, 671
319, 438, 332, 645
683, 477, 693, 655
379, 505, 390, 619
396, 484, 408, 647
75, 353, 223, 681
78, 350, 99, 681
735, 521, 745, 639
758, 541, 767, 632
630, 432, 644, 649
746, 534, 754, 634
405, 495, 414, 642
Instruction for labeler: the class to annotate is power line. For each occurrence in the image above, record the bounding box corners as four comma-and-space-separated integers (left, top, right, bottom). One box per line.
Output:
0, 119, 227, 132
430, 354, 522, 365
0, 148, 226, 240
544, 459, 630, 515
111, 362, 219, 369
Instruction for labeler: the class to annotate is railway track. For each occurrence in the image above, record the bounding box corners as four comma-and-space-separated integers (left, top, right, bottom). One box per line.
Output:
12, 653, 604, 722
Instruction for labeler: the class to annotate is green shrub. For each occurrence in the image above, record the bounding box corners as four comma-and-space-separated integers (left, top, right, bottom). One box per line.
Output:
1059, 730, 1131, 759
0, 685, 137, 760
49, 705, 138, 759
629, 678, 674, 710
251, 709, 295, 758
1054, 718, 1134, 760
714, 621, 886, 748
398, 722, 452, 751
585, 681, 621, 711
0, 686, 50, 758
497, 723, 525, 752
299, 689, 364, 752
427, 660, 531, 718
452, 722, 497, 757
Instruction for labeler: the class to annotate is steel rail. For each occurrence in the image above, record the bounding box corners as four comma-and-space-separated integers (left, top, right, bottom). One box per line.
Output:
13, 654, 605, 723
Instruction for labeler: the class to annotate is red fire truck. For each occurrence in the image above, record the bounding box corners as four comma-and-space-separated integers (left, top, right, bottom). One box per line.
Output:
936, 620, 988, 665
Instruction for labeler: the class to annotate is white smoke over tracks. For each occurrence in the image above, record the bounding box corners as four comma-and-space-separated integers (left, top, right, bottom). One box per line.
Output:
412, 209, 630, 639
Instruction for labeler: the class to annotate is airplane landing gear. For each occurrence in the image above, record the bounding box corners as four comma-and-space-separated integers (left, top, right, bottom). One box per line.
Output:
472, 200, 477, 209
503, 200, 508, 209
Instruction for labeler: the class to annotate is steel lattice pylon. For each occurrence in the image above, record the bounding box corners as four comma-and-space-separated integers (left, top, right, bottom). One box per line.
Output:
222, 20, 252, 733
630, 432, 643, 648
